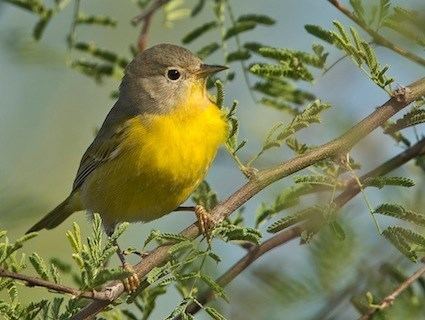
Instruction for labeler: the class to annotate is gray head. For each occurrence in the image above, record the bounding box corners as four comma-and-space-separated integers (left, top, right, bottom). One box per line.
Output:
118, 43, 227, 114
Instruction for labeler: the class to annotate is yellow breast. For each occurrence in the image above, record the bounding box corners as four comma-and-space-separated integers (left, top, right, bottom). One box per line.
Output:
81, 86, 228, 225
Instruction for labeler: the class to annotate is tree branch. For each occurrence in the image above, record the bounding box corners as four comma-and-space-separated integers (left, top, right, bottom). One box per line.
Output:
181, 135, 425, 318
0, 268, 112, 301
131, 0, 170, 51
358, 259, 425, 320
71, 79, 425, 320
327, 0, 425, 67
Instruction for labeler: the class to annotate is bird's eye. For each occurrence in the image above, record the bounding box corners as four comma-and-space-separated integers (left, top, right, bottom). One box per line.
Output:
167, 69, 181, 81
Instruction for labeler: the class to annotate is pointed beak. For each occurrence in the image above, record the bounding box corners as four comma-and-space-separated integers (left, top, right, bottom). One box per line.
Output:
196, 64, 228, 77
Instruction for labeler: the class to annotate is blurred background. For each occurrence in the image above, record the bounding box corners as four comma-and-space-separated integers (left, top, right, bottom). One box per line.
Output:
1, 0, 424, 319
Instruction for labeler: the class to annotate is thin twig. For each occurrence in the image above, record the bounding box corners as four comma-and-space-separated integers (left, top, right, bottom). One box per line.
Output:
225, 0, 258, 104
180, 136, 425, 318
132, 0, 170, 52
358, 259, 425, 320
131, 0, 169, 25
67, 0, 81, 48
327, 0, 425, 67
71, 78, 425, 320
0, 268, 112, 301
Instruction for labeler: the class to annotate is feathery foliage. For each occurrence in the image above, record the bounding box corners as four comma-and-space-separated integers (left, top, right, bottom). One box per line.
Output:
2, 0, 425, 319
330, 21, 394, 91
249, 100, 330, 164
363, 176, 415, 189
374, 203, 425, 226
384, 108, 425, 134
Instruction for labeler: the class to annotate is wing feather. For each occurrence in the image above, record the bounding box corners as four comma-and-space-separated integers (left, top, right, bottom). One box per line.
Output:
72, 121, 128, 191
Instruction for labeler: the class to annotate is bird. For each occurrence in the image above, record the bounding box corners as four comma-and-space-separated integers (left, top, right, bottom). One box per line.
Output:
27, 43, 229, 292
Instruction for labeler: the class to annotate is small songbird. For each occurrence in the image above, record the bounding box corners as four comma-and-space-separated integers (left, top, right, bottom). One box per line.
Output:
27, 43, 228, 291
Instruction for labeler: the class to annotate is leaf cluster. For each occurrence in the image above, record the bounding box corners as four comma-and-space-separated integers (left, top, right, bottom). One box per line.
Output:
331, 21, 394, 91
66, 214, 130, 289
375, 203, 425, 261
251, 100, 330, 163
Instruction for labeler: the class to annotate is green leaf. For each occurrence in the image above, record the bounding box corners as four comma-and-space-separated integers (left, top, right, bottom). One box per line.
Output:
259, 98, 299, 115
377, 0, 391, 27
237, 14, 275, 25
214, 224, 261, 244
205, 306, 227, 320
208, 251, 221, 263
50, 263, 61, 284
267, 207, 319, 233
168, 240, 193, 254
382, 120, 411, 146
107, 222, 129, 246
250, 63, 287, 77
157, 233, 189, 243
332, 21, 350, 44
256, 99, 330, 157
146, 262, 171, 284
50, 297, 63, 319
29, 253, 49, 280
33, 9, 53, 40
384, 109, 425, 134
143, 229, 161, 248
382, 227, 418, 261
73, 42, 129, 68
363, 176, 414, 189
258, 46, 327, 69
305, 24, 334, 44
77, 14, 117, 27
294, 175, 336, 187
191, 0, 206, 16
270, 183, 313, 213
330, 221, 345, 241
215, 80, 224, 108
196, 43, 220, 59
164, 298, 190, 319
3, 0, 45, 14
182, 21, 217, 44
200, 273, 228, 301
360, 41, 377, 70
71, 60, 117, 83
226, 50, 251, 63
244, 42, 264, 53
224, 21, 257, 40
15, 232, 38, 245
350, 0, 366, 24
250, 62, 313, 82
374, 203, 425, 226
8, 284, 17, 302
91, 268, 131, 288
329, 21, 394, 90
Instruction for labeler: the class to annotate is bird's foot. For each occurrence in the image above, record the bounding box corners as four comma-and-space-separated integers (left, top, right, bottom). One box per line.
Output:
194, 205, 215, 241
122, 262, 140, 293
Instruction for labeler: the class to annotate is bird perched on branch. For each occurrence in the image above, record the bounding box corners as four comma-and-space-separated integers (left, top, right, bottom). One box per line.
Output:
27, 43, 229, 292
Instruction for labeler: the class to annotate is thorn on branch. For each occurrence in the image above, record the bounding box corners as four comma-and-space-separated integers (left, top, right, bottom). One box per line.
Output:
392, 86, 412, 103
242, 166, 259, 180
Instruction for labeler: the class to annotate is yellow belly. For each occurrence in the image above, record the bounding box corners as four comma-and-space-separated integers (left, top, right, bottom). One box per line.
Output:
80, 96, 227, 227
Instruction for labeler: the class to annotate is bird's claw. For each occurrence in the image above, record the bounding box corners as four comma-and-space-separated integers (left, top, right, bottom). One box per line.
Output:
122, 262, 140, 293
195, 205, 215, 241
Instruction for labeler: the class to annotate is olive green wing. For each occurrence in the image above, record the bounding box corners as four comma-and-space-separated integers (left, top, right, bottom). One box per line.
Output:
72, 123, 128, 191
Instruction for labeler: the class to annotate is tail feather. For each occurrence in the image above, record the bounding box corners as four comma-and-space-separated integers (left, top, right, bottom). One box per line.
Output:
27, 193, 81, 234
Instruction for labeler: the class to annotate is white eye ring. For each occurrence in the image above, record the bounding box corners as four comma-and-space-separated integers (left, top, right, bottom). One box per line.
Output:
166, 68, 181, 81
